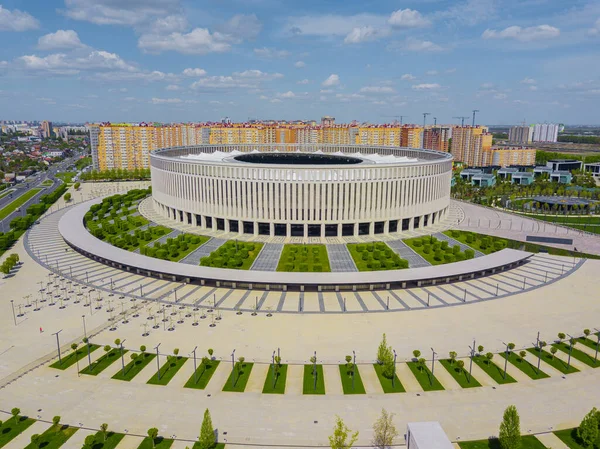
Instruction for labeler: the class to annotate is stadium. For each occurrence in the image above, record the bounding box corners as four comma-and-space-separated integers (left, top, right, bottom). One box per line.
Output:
150, 144, 453, 239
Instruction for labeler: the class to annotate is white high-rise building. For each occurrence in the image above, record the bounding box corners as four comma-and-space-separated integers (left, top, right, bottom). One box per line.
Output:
508, 125, 533, 143
532, 123, 559, 142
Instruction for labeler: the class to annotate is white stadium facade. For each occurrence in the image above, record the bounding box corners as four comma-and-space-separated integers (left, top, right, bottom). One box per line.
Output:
150, 144, 453, 239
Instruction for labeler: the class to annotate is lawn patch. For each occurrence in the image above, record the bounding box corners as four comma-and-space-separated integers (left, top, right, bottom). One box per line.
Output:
112, 352, 156, 381
440, 359, 482, 388
136, 436, 173, 449
0, 416, 35, 448
262, 364, 288, 394
406, 361, 445, 391
85, 431, 125, 449
443, 230, 507, 255
372, 363, 405, 393
472, 356, 516, 384
49, 344, 99, 370
576, 335, 600, 352
347, 242, 408, 271
554, 428, 587, 449
222, 362, 254, 392
338, 364, 366, 394
277, 244, 331, 272
0, 188, 42, 220
23, 424, 77, 449
499, 352, 549, 380
192, 443, 225, 449
147, 356, 188, 385
80, 348, 125, 376
184, 360, 220, 390
527, 348, 579, 374
303, 364, 325, 394
200, 240, 263, 270
404, 235, 476, 265
552, 342, 600, 368
459, 435, 547, 449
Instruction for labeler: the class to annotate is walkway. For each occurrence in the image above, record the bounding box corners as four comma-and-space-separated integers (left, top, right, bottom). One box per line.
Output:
179, 237, 226, 265
327, 244, 358, 272
385, 240, 431, 268
250, 243, 284, 271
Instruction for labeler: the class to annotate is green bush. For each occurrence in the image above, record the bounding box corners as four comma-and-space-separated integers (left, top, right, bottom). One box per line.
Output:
434, 250, 443, 261
313, 264, 323, 272
441, 241, 449, 250
375, 242, 386, 251
454, 253, 465, 261
398, 259, 409, 269
466, 234, 474, 243
452, 245, 461, 255
413, 239, 423, 247
372, 260, 382, 270
465, 249, 475, 259
299, 263, 309, 271
361, 251, 369, 261
156, 249, 168, 259
423, 245, 431, 254
284, 263, 294, 271
356, 245, 365, 252
444, 254, 455, 263
373, 250, 381, 260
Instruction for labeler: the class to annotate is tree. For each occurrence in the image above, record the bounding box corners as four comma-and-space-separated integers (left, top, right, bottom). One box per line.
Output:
30, 434, 41, 448
449, 351, 457, 364
71, 343, 78, 352
174, 348, 180, 357
82, 434, 96, 449
457, 360, 465, 370
329, 416, 359, 449
486, 352, 494, 363
372, 408, 398, 449
74, 182, 81, 190
140, 345, 146, 353
558, 332, 566, 341
550, 347, 558, 359
577, 408, 599, 447
478, 345, 484, 354
64, 193, 71, 202
412, 350, 421, 359
11, 407, 20, 423
147, 428, 159, 449
208, 348, 214, 358
508, 343, 515, 351
100, 423, 109, 441
498, 405, 521, 449
53, 416, 61, 426
376, 334, 392, 367
198, 408, 216, 449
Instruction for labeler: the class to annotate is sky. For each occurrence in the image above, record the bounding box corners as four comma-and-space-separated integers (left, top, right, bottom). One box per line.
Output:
0, 0, 599, 125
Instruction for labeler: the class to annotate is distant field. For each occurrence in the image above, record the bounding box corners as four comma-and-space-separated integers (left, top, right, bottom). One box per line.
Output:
0, 188, 42, 220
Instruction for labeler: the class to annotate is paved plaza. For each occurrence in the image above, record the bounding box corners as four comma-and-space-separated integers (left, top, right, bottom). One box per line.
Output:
1, 183, 600, 448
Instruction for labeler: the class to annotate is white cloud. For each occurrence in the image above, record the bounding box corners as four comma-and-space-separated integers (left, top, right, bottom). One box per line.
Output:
344, 26, 382, 44
322, 74, 340, 87
412, 83, 441, 90
521, 77, 536, 84
390, 38, 442, 52
297, 79, 310, 84
150, 97, 182, 104
18, 50, 137, 75
190, 70, 282, 90
493, 93, 507, 99
38, 30, 84, 50
401, 73, 416, 81
388, 9, 430, 28
589, 19, 600, 36
294, 61, 305, 68
108, 87, 128, 93
446, 68, 457, 73
285, 13, 387, 38
335, 93, 365, 102
371, 100, 387, 105
320, 89, 334, 93
182, 68, 207, 77
270, 98, 282, 103
138, 28, 232, 54
529, 85, 538, 91
92, 70, 177, 82
166, 84, 180, 91
481, 82, 494, 88
277, 91, 296, 98
482, 25, 560, 42
234, 69, 283, 80
217, 14, 262, 41
147, 15, 189, 34
0, 5, 39, 31
359, 86, 396, 94
258, 96, 268, 100
62, 0, 180, 26
436, 0, 497, 26
426, 70, 438, 75
254, 47, 290, 58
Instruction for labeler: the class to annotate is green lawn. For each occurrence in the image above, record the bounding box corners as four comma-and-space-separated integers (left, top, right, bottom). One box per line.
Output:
262, 364, 288, 394
338, 364, 366, 394
222, 362, 254, 392
0, 189, 13, 200
49, 344, 100, 370
200, 240, 263, 269
554, 428, 587, 449
499, 352, 549, 380
192, 443, 225, 449
303, 364, 325, 394
576, 335, 600, 352
55, 172, 76, 184
147, 356, 188, 385
347, 242, 408, 271
372, 363, 405, 393
404, 235, 475, 265
406, 361, 445, 391
23, 424, 77, 449
41, 180, 53, 187
112, 352, 156, 381
0, 188, 42, 220
85, 431, 125, 449
459, 435, 547, 449
552, 341, 600, 368
141, 233, 209, 262
526, 348, 579, 374
277, 244, 331, 272
443, 230, 508, 255
440, 359, 482, 388
80, 348, 126, 375
184, 360, 220, 389
472, 356, 516, 384
0, 417, 36, 448
136, 437, 173, 449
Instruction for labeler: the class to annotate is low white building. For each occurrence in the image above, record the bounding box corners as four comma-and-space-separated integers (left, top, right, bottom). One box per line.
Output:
406, 422, 453, 449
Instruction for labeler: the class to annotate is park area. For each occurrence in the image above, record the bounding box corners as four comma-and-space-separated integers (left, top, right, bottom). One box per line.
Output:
347, 242, 409, 271
276, 244, 331, 272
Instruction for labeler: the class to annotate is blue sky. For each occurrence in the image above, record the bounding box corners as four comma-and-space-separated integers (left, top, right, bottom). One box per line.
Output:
0, 0, 599, 124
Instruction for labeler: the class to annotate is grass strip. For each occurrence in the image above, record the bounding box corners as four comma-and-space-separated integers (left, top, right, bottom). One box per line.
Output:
472, 356, 516, 384
303, 364, 325, 394
526, 348, 579, 374
407, 361, 445, 391
80, 348, 125, 376
277, 244, 331, 272
222, 362, 254, 392
112, 352, 156, 381
552, 342, 600, 368
192, 443, 225, 449
372, 363, 405, 393
554, 428, 587, 449
0, 417, 36, 448
499, 352, 549, 379
184, 360, 220, 390
0, 188, 42, 220
147, 356, 188, 385
338, 364, 366, 394
136, 436, 173, 449
458, 435, 548, 449
86, 431, 126, 449
576, 335, 600, 352
49, 344, 100, 370
439, 359, 482, 388
262, 364, 288, 394
23, 424, 77, 449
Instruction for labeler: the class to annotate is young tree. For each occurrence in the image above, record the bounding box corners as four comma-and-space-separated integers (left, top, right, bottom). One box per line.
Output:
100, 423, 109, 441
550, 347, 558, 359
558, 332, 566, 341
208, 348, 214, 358
478, 345, 484, 354
498, 405, 521, 449
372, 409, 398, 449
449, 351, 457, 364
412, 350, 421, 360
199, 408, 216, 449
584, 329, 591, 338
53, 416, 61, 426
577, 407, 599, 447
329, 416, 359, 449
64, 193, 71, 202
140, 345, 147, 353
11, 407, 20, 423
30, 434, 41, 448
519, 351, 527, 361
147, 428, 159, 449
486, 352, 494, 364
82, 434, 96, 449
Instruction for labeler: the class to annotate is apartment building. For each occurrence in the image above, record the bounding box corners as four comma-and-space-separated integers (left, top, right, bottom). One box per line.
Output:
508, 125, 533, 144
484, 146, 537, 167
422, 126, 451, 152
451, 126, 492, 166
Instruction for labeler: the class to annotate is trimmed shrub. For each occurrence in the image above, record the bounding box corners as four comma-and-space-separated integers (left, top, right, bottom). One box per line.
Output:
356, 245, 365, 252
299, 263, 309, 271
465, 249, 475, 259
434, 250, 443, 261
444, 254, 455, 263
313, 264, 323, 272
423, 245, 431, 254
466, 234, 474, 243
441, 241, 449, 250
284, 263, 294, 271
452, 245, 461, 255
412, 239, 423, 247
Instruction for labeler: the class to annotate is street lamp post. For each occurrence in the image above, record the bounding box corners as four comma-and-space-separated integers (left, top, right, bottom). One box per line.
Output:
231, 349, 236, 386
52, 330, 63, 365
431, 348, 436, 379
120, 339, 126, 376
155, 343, 161, 380
192, 346, 198, 384
502, 342, 509, 380
566, 334, 574, 369
468, 340, 475, 383
392, 349, 397, 388
352, 350, 356, 390
82, 315, 87, 339
10, 300, 16, 326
